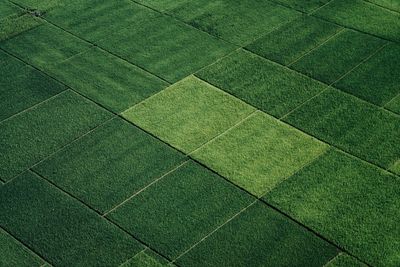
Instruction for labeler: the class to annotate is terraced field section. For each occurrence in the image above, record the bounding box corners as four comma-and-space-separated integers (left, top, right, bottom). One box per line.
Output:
1, 0, 399, 266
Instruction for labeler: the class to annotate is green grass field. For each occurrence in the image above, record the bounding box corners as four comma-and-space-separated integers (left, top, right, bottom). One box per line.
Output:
0, 0, 399, 266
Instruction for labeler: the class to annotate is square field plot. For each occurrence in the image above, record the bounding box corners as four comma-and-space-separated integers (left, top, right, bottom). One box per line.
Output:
0, 23, 91, 70
0, 50, 66, 121
264, 149, 400, 266
192, 111, 328, 196
123, 76, 255, 153
107, 161, 254, 259
47, 47, 168, 113
291, 29, 386, 85
169, 0, 301, 45
177, 202, 338, 266
334, 43, 400, 106
0, 171, 144, 266
99, 14, 236, 83
0, 90, 112, 181
246, 16, 342, 66
196, 49, 327, 117
314, 0, 400, 43
33, 118, 186, 213
283, 88, 400, 174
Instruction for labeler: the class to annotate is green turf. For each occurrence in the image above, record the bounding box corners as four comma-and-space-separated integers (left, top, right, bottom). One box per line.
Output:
12, 0, 62, 11
0, 13, 42, 42
0, 23, 91, 70
334, 43, 400, 106
365, 0, 400, 12
386, 94, 400, 114
327, 253, 367, 267
192, 112, 328, 196
265, 149, 400, 266
47, 47, 168, 112
0, 90, 112, 181
123, 76, 255, 153
176, 202, 338, 266
134, 0, 188, 11
271, 0, 331, 12
0, 171, 144, 266
283, 88, 400, 173
121, 250, 171, 267
0, 2, 21, 19
107, 160, 254, 259
33, 118, 186, 213
0, 228, 44, 267
196, 49, 327, 117
169, 0, 301, 45
291, 29, 386, 84
314, 0, 400, 43
246, 16, 342, 66
0, 50, 66, 121
99, 14, 236, 83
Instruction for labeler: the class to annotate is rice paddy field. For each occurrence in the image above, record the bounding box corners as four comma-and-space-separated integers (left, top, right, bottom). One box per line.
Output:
0, 0, 399, 266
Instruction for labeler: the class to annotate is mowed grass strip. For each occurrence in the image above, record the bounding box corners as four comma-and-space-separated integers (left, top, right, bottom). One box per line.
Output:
0, 171, 144, 266
107, 161, 254, 259
314, 0, 400, 42
0, 228, 44, 267
33, 118, 186, 213
123, 76, 255, 153
334, 43, 400, 106
291, 29, 386, 85
264, 149, 400, 266
270, 0, 331, 12
176, 202, 338, 266
283, 88, 400, 174
47, 47, 168, 112
121, 250, 172, 267
0, 90, 112, 181
99, 14, 236, 83
0, 23, 91, 70
246, 15, 342, 66
0, 50, 66, 121
326, 253, 367, 267
196, 49, 327, 117
169, 0, 301, 45
192, 111, 328, 196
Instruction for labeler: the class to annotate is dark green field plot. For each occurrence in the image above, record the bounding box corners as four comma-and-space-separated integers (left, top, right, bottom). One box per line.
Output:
327, 253, 367, 267
0, 171, 144, 266
0, 2, 20, 18
366, 0, 400, 12
334, 43, 400, 106
386, 94, 400, 114
272, 0, 331, 12
33, 118, 186, 213
0, 90, 111, 181
196, 49, 327, 117
134, 0, 188, 12
283, 88, 400, 174
291, 29, 386, 85
12, 0, 62, 11
169, 0, 300, 45
177, 202, 338, 266
107, 161, 254, 259
192, 112, 328, 196
123, 76, 255, 153
246, 16, 342, 66
265, 149, 400, 266
99, 14, 236, 82
121, 249, 171, 267
0, 50, 66, 121
315, 0, 400, 43
47, 47, 168, 112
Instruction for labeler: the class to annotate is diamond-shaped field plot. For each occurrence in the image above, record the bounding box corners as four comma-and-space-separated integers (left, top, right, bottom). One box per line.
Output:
33, 118, 186, 213
264, 149, 400, 266
334, 43, 400, 106
107, 160, 254, 259
0, 171, 144, 266
196, 49, 327, 117
0, 23, 91, 70
176, 202, 338, 266
246, 16, 342, 66
291, 29, 386, 85
47, 47, 168, 112
123, 76, 255, 153
99, 14, 236, 83
0, 228, 44, 267
121, 249, 172, 267
169, 0, 300, 45
0, 50, 66, 121
327, 253, 367, 267
192, 111, 328, 196
0, 90, 112, 181
283, 88, 400, 174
